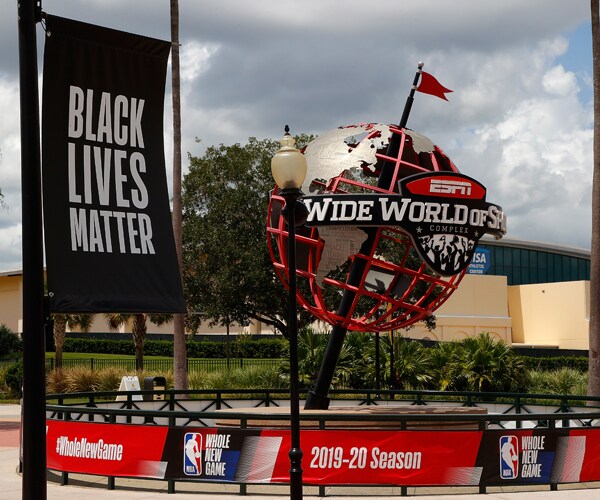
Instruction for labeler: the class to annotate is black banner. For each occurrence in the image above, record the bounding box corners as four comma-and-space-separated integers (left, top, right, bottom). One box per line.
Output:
42, 16, 185, 313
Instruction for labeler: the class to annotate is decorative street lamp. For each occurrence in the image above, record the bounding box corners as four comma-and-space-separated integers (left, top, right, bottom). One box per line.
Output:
271, 125, 307, 500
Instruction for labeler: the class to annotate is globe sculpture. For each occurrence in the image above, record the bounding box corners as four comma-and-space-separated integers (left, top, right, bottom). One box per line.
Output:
267, 123, 468, 333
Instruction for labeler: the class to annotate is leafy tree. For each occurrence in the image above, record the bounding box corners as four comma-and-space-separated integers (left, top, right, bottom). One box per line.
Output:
386, 337, 434, 390
182, 135, 312, 337
52, 314, 93, 369
296, 328, 355, 388
430, 340, 460, 391
438, 333, 527, 392
106, 313, 172, 370
296, 329, 328, 387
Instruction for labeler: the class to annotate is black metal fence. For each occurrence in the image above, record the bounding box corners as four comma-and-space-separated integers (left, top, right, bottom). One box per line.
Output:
0, 357, 284, 372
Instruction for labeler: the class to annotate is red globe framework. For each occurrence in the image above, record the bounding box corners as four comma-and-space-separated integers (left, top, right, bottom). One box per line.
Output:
267, 124, 467, 333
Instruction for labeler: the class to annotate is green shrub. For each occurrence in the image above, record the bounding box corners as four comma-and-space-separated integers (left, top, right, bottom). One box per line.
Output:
0, 324, 22, 356
0, 366, 12, 398
228, 365, 288, 390
231, 337, 288, 358
389, 338, 434, 390
342, 332, 377, 390
64, 366, 101, 392
4, 361, 23, 397
187, 370, 212, 390
201, 370, 234, 389
186, 340, 226, 358
62, 336, 287, 359
143, 340, 173, 357
521, 356, 587, 372
526, 367, 587, 396
426, 333, 527, 393
47, 368, 69, 394
96, 367, 128, 392
64, 338, 134, 355
297, 329, 328, 387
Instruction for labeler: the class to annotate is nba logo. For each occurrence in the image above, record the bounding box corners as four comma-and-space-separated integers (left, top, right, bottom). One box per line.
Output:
499, 435, 519, 479
184, 433, 203, 476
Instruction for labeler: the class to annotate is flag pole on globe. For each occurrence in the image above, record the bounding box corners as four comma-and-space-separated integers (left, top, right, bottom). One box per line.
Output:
304, 63, 453, 410
399, 62, 453, 129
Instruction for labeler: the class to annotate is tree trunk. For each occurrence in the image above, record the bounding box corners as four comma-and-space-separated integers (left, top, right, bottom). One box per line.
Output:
170, 0, 188, 391
589, 0, 600, 400
132, 314, 147, 371
53, 315, 66, 370
226, 322, 231, 370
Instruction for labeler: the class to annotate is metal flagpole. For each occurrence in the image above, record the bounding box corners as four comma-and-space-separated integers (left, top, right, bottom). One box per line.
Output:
399, 62, 424, 129
17, 0, 47, 499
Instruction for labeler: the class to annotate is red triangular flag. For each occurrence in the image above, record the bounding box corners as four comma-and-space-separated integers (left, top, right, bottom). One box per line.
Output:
416, 71, 453, 101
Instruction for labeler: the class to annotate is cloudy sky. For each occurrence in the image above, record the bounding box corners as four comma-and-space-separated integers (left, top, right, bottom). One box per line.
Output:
0, 0, 594, 272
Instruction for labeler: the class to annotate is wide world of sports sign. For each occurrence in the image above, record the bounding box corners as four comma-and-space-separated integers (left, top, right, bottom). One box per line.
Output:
303, 172, 506, 276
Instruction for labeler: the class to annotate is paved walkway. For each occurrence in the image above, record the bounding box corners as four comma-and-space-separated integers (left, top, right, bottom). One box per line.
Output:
2, 403, 600, 499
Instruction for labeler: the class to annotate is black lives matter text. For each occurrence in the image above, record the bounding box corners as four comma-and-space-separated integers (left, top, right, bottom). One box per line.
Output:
67, 85, 155, 255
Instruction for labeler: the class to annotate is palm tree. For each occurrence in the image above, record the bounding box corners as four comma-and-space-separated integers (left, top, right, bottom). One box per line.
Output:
52, 313, 93, 369
440, 333, 526, 393
589, 0, 600, 399
106, 313, 172, 371
388, 337, 434, 390
170, 0, 187, 391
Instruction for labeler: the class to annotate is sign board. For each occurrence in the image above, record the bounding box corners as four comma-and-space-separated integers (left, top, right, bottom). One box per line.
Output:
41, 15, 185, 313
46, 421, 600, 487
303, 172, 506, 276
116, 376, 142, 401
468, 247, 491, 274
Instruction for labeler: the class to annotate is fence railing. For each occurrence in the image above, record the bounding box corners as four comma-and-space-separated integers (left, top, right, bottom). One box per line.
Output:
46, 387, 600, 413
0, 357, 284, 372
0, 357, 285, 372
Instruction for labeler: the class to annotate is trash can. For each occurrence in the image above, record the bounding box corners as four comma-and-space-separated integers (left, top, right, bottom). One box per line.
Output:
143, 376, 166, 401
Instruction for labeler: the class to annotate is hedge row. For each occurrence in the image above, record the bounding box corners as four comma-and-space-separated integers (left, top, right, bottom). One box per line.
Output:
521, 356, 588, 372
60, 338, 588, 370
63, 337, 289, 359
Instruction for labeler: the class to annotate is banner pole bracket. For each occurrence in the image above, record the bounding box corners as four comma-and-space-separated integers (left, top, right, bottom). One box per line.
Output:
34, 0, 43, 23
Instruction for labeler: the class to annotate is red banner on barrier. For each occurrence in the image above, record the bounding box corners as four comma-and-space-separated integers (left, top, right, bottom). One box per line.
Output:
47, 420, 169, 478
46, 420, 600, 487
268, 430, 483, 485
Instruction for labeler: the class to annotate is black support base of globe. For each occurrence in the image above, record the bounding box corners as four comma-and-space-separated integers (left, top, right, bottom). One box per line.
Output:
304, 390, 331, 410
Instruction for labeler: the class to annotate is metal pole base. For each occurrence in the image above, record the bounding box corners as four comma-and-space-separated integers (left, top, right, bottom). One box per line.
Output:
304, 390, 330, 410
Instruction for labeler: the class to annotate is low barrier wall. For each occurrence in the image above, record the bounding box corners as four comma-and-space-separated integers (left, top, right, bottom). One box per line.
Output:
44, 389, 600, 495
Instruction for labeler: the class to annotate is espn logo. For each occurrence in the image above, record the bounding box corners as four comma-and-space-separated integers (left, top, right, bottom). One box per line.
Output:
402, 174, 485, 200
429, 179, 472, 196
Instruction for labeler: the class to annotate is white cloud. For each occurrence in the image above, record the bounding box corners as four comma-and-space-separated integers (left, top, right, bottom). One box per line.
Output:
455, 55, 593, 249
0, 0, 594, 272
179, 42, 220, 84
542, 65, 578, 96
